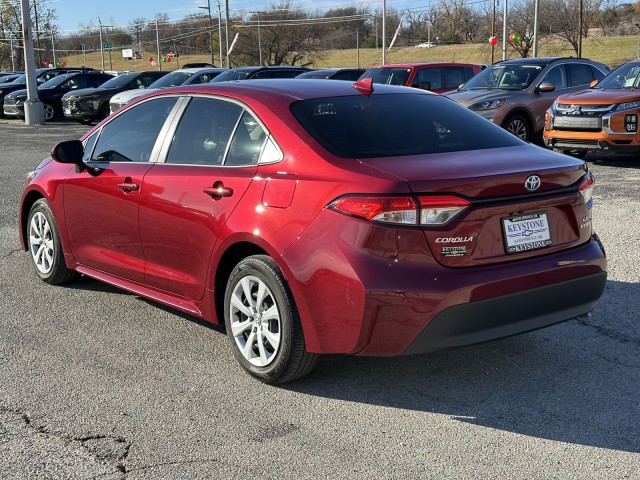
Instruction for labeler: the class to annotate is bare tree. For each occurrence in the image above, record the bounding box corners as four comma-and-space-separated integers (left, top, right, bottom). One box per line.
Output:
546, 0, 603, 56
235, 3, 322, 66
0, 0, 56, 69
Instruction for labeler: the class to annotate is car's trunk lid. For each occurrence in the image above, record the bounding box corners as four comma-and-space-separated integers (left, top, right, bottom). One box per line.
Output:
358, 145, 593, 267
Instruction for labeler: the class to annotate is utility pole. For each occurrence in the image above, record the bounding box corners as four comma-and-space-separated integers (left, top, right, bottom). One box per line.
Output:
502, 0, 508, 61
106, 25, 113, 70
51, 29, 56, 66
20, 0, 44, 124
250, 10, 262, 65
533, 0, 539, 57
225, 0, 230, 67
198, 0, 215, 65
32, 0, 41, 66
10, 37, 16, 71
155, 18, 161, 71
97, 17, 104, 71
216, 1, 223, 67
492, 0, 497, 64
356, 29, 359, 68
578, 0, 583, 57
382, 0, 387, 64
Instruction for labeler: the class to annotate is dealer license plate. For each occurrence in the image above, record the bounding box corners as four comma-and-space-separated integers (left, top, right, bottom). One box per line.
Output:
64, 108, 71, 115
502, 212, 552, 253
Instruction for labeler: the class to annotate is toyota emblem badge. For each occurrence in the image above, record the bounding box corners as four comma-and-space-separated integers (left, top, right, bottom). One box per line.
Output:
524, 175, 541, 192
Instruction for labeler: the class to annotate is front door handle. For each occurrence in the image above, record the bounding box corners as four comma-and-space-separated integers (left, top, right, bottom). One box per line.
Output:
118, 181, 139, 192
203, 181, 233, 199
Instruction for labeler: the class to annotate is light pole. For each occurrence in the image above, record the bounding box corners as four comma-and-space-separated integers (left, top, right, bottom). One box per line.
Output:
198, 0, 215, 65
216, 1, 223, 67
20, 0, 44, 124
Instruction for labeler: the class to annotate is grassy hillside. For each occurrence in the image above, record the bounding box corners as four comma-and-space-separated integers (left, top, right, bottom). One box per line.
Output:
62, 35, 639, 72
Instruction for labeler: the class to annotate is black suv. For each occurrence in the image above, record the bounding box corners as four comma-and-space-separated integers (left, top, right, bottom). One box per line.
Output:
0, 67, 95, 116
210, 66, 311, 82
61, 70, 167, 124
295, 68, 366, 81
3, 71, 114, 121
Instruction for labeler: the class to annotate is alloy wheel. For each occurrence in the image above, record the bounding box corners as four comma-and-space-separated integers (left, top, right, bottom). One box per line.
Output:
29, 211, 54, 274
229, 275, 281, 367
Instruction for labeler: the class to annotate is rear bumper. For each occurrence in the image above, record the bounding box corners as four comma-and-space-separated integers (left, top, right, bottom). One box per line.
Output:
401, 271, 606, 354
284, 206, 607, 356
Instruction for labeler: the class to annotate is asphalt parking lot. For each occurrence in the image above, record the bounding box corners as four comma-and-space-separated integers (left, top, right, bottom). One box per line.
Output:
0, 119, 638, 479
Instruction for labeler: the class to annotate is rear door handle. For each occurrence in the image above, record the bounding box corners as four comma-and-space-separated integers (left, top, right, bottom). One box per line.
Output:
203, 181, 233, 199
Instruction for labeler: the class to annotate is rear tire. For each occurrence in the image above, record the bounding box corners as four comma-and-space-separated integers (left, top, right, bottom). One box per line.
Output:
27, 199, 80, 285
224, 255, 317, 384
43, 102, 55, 121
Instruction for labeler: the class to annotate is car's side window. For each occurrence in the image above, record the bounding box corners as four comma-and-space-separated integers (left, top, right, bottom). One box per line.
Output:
415, 68, 441, 90
165, 97, 243, 166
589, 65, 606, 81
568, 64, 593, 87
91, 97, 177, 163
541, 65, 567, 89
225, 111, 267, 166
82, 133, 99, 163
443, 67, 468, 89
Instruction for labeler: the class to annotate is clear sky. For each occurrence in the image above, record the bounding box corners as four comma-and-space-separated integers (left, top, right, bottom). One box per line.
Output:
49, 0, 422, 34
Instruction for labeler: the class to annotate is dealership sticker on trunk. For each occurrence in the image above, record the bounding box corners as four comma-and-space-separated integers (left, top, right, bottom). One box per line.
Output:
502, 212, 551, 253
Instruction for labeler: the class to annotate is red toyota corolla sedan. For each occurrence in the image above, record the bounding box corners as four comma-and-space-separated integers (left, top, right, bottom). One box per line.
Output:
19, 79, 607, 383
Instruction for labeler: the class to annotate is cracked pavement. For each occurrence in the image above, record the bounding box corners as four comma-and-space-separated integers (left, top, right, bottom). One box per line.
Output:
0, 124, 638, 478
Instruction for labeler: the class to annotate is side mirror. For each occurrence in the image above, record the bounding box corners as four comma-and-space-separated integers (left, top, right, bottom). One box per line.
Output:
51, 140, 84, 165
589, 79, 599, 88
536, 81, 556, 93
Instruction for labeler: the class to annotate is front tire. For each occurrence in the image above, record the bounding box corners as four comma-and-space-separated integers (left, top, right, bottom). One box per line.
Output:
224, 255, 317, 384
27, 199, 79, 285
503, 114, 530, 141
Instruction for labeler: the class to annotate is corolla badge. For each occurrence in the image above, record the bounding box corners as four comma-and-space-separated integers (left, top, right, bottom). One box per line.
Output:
524, 175, 541, 192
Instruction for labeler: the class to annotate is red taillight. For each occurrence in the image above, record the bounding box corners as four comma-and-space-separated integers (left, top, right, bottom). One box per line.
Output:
328, 194, 471, 226
328, 196, 417, 224
418, 195, 470, 225
578, 173, 595, 208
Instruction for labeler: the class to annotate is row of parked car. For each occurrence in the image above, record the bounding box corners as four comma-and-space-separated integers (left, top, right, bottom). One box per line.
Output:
3, 56, 640, 156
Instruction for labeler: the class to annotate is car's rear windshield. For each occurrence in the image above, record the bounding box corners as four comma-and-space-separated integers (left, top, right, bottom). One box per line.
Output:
359, 68, 412, 86
149, 71, 193, 88
290, 93, 522, 159
461, 64, 544, 90
99, 73, 137, 88
210, 69, 253, 82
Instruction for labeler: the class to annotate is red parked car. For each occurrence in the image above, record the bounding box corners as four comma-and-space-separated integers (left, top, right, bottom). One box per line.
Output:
19, 79, 606, 383
358, 62, 483, 93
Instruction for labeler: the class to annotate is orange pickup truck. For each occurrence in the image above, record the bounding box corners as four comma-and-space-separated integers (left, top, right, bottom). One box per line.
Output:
544, 59, 640, 156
